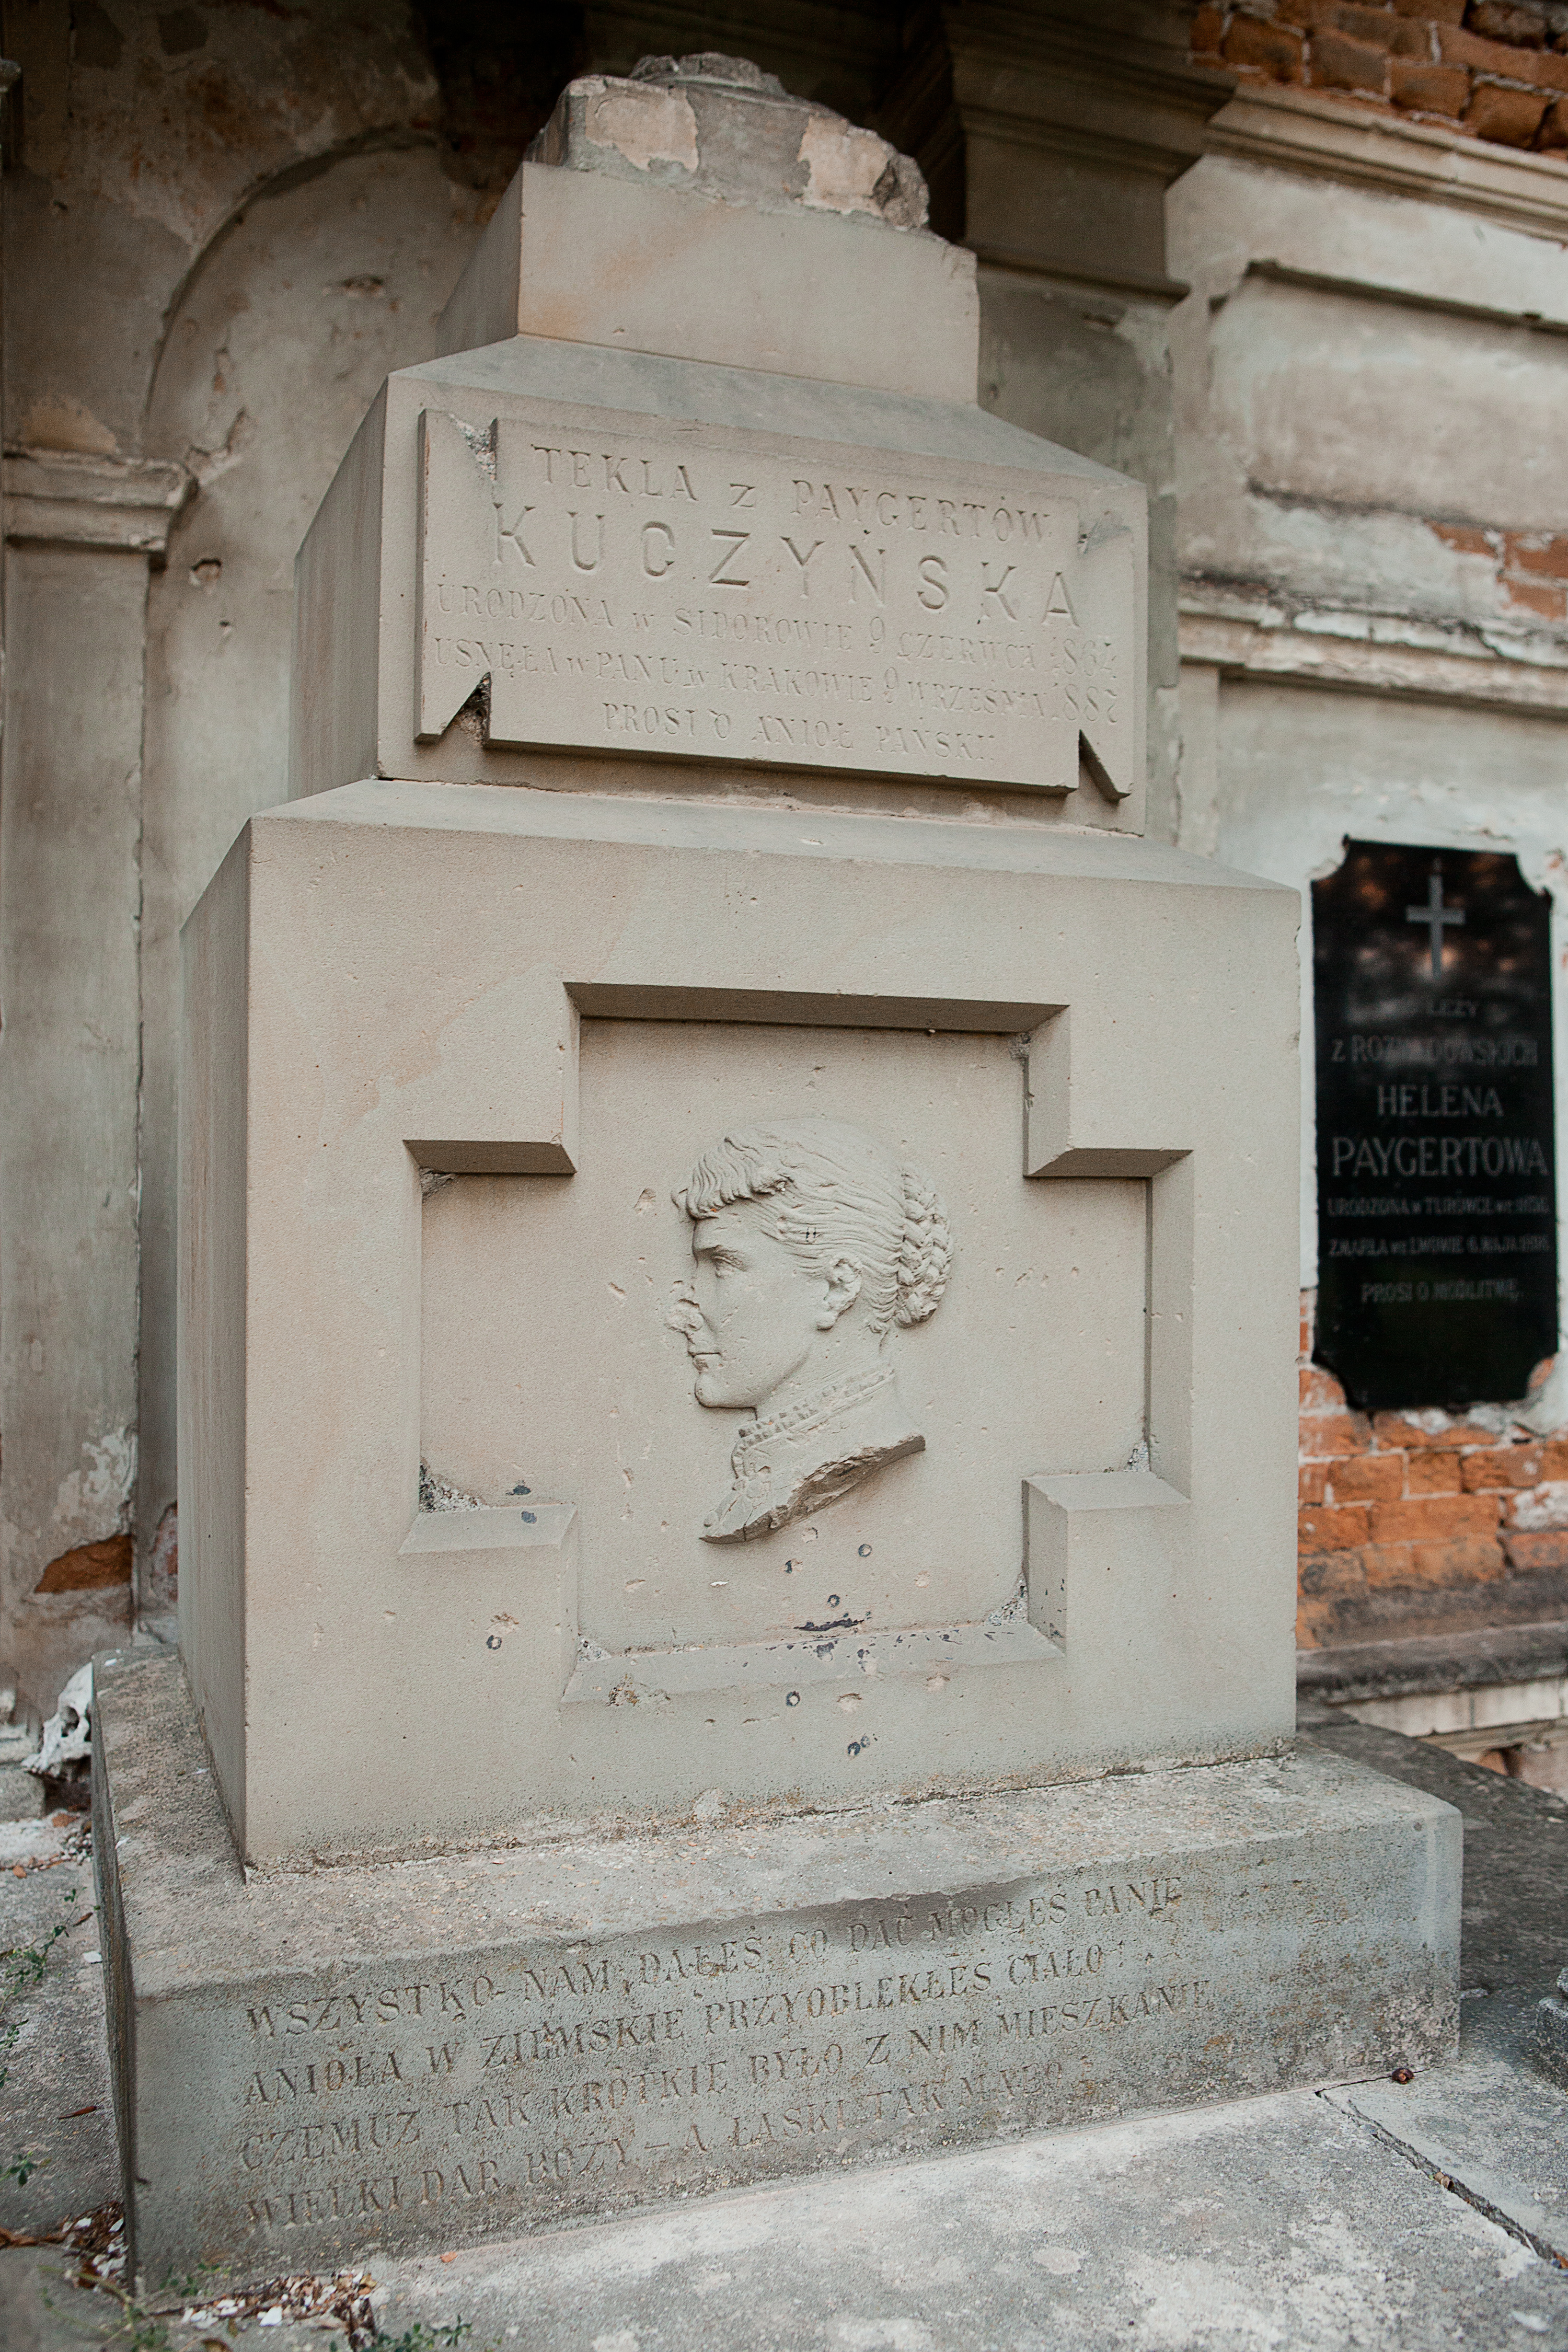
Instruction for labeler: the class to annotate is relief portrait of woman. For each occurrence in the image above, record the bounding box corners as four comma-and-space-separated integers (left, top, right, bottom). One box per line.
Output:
668, 1117, 953, 1542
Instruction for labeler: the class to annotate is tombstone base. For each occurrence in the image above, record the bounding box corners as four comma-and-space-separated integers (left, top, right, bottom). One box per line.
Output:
95, 1649, 1460, 2286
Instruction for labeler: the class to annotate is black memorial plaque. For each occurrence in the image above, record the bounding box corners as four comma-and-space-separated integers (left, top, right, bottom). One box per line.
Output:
1313, 839, 1557, 1410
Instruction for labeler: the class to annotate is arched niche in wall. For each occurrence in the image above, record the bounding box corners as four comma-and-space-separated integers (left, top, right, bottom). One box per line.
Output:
137, 145, 485, 1615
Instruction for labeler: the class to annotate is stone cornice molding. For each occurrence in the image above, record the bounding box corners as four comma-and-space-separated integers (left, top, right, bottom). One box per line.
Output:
882, 1, 1234, 180
1205, 85, 1568, 244
3, 448, 194, 558
876, 1, 1233, 281
1241, 257, 1568, 339
974, 249, 1192, 305
947, 16, 1235, 183
1180, 603, 1568, 718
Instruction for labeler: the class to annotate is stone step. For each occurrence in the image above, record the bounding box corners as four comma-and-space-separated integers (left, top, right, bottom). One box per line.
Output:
0, 1762, 44, 1823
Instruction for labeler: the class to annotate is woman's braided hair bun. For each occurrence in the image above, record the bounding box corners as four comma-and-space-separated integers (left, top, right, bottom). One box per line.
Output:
894, 1162, 952, 1327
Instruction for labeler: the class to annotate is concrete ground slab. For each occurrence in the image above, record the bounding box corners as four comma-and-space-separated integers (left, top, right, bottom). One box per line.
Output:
0, 2250, 77, 2352
1327, 2016, 1568, 2268
362, 2084, 1568, 2352
0, 1830, 118, 2243
0, 1765, 46, 1823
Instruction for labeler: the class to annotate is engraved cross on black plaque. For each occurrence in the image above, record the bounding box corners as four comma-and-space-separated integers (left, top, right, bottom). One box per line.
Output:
1406, 863, 1465, 980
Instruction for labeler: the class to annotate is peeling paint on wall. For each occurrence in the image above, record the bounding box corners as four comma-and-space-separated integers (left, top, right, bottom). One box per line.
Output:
50, 1426, 135, 1542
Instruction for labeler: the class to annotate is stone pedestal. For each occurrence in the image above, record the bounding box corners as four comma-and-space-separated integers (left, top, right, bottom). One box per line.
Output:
96, 1650, 1458, 2284
175, 783, 1299, 1864
96, 53, 1464, 2285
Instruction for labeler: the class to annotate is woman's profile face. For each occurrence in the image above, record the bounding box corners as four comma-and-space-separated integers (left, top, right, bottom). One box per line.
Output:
675, 1198, 833, 1410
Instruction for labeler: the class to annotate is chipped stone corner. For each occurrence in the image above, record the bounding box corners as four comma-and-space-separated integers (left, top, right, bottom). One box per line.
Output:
528, 51, 929, 233
794, 111, 927, 230
418, 1461, 482, 1514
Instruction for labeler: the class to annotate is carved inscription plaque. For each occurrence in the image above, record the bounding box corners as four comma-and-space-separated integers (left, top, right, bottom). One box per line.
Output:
415, 406, 1135, 793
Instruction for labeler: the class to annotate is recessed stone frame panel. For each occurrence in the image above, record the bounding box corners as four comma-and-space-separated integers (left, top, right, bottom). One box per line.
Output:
180, 784, 1298, 1860
413, 1006, 1183, 1705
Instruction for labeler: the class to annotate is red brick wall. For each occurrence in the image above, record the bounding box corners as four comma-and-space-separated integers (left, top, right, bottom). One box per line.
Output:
1429, 526, 1568, 627
1297, 1293, 1568, 1650
1187, 2, 1568, 1651
1194, 2, 1568, 155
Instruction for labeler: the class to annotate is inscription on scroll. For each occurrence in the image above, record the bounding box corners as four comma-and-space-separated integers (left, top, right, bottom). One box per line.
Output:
415, 407, 1134, 794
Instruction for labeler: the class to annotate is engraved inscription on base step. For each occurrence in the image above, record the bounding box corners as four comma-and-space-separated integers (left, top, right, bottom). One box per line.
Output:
416, 407, 1134, 792
203, 1813, 1446, 2261
232, 1882, 1196, 2244
668, 1118, 952, 1541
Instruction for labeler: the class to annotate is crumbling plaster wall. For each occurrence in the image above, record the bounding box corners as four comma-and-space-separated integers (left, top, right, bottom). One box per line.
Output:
1, 1, 484, 1714
4, 0, 443, 458
138, 149, 485, 1641
1167, 95, 1568, 1648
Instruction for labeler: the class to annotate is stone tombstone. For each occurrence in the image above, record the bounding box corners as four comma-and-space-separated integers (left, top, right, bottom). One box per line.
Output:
95, 57, 1461, 2288
1313, 839, 1558, 1410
